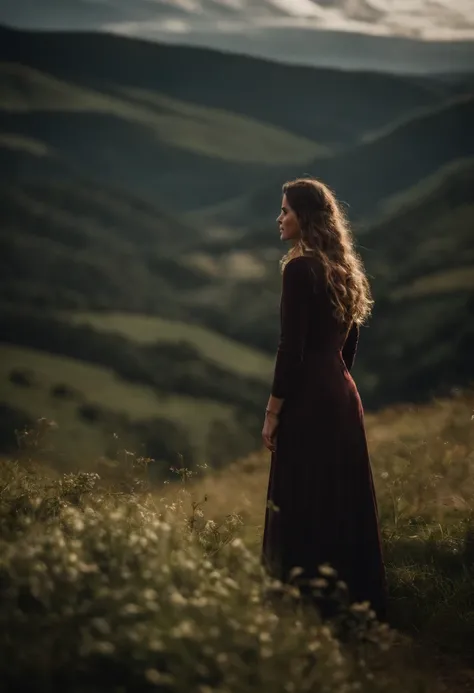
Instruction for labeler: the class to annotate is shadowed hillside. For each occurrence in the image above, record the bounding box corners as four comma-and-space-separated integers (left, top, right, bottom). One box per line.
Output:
214, 94, 474, 228
0, 175, 207, 312
177, 159, 474, 405
3, 156, 472, 414
1, 24, 473, 465
0, 60, 325, 210
2, 24, 464, 213
0, 169, 274, 468
0, 24, 458, 146
357, 158, 474, 403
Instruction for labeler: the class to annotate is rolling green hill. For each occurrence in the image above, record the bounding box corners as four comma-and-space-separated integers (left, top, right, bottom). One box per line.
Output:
361, 158, 474, 291
0, 24, 455, 147
1, 24, 473, 467
0, 168, 273, 466
1, 62, 325, 165
0, 175, 209, 312
0, 61, 325, 211
0, 342, 249, 471
356, 158, 474, 403
2, 24, 469, 213
2, 157, 472, 417
59, 312, 274, 382
174, 158, 474, 404
0, 155, 277, 345
214, 94, 474, 229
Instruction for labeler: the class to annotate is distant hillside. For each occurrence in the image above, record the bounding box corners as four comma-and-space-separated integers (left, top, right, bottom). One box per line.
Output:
215, 94, 474, 229
0, 168, 275, 465
178, 159, 474, 405
1, 23, 473, 464
154, 26, 474, 76
0, 132, 69, 180
2, 25, 470, 215
0, 174, 207, 312
0, 163, 280, 347
1, 160, 473, 468
3, 9, 474, 74
357, 158, 474, 403
362, 158, 474, 293
2, 153, 473, 401
0, 61, 324, 211
0, 25, 456, 147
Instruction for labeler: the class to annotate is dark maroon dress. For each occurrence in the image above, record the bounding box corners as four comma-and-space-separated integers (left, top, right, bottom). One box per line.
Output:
261, 255, 387, 621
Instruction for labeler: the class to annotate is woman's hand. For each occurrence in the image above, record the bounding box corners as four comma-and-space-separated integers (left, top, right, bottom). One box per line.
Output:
262, 412, 279, 453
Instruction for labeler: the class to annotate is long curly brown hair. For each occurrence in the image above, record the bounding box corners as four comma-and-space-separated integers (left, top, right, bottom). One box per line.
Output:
280, 177, 373, 326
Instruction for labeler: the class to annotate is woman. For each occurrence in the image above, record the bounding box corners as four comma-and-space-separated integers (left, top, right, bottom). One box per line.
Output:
261, 177, 387, 622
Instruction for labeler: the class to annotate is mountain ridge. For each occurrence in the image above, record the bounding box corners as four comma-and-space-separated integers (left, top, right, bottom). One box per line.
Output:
2, 0, 474, 73
1, 25, 457, 144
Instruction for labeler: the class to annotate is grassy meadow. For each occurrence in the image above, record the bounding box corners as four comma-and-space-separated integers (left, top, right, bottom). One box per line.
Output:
60, 312, 274, 382
159, 386, 474, 663
1, 389, 474, 692
0, 343, 240, 466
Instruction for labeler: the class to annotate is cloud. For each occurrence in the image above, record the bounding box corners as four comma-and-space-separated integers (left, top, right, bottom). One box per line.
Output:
97, 0, 474, 40
1, 0, 473, 41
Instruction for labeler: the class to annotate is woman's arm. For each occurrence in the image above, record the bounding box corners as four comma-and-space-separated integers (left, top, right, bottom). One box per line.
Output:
269, 257, 310, 408
342, 322, 359, 372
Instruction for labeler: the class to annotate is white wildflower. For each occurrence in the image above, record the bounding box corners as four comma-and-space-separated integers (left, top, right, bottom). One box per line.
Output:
171, 620, 195, 638
169, 590, 187, 606
318, 564, 336, 577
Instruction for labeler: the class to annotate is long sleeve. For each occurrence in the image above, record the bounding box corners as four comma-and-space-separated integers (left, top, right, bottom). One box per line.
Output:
271, 257, 310, 399
342, 322, 359, 372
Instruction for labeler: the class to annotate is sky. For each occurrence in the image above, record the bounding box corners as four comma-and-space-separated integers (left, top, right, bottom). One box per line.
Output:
103, 0, 474, 42
1, 0, 474, 41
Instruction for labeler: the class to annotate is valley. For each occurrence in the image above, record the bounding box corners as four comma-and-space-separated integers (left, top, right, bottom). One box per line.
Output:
1, 24, 473, 468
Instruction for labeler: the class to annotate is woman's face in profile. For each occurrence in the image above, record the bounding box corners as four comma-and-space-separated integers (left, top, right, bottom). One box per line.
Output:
277, 194, 300, 242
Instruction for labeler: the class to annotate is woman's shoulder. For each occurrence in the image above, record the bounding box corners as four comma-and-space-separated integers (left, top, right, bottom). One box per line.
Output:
284, 254, 321, 280
284, 254, 318, 271
283, 255, 323, 295
283, 255, 311, 280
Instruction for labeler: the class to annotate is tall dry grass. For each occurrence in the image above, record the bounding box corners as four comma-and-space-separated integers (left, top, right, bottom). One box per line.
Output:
0, 389, 473, 691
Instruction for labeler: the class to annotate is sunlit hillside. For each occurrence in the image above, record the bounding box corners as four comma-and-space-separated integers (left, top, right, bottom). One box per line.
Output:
159, 389, 474, 535
157, 388, 474, 669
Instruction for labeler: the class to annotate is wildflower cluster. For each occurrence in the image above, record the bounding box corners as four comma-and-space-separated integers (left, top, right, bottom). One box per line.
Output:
0, 461, 396, 693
